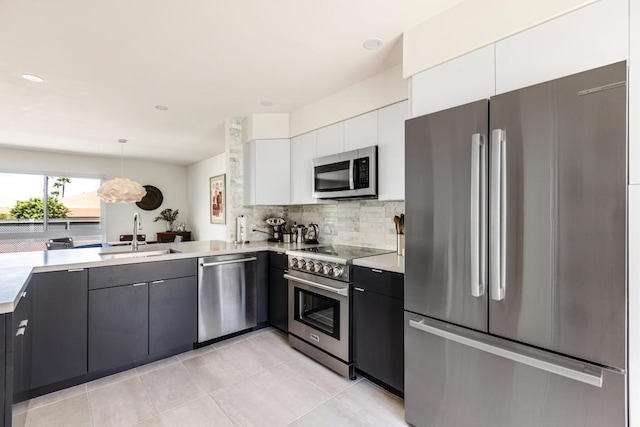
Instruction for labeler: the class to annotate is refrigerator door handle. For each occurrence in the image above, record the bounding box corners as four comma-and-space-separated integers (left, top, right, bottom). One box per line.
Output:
490, 129, 506, 301
409, 318, 604, 388
470, 133, 486, 297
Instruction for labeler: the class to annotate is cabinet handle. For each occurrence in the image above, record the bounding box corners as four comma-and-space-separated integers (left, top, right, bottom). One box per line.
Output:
151, 280, 165, 284
371, 269, 383, 274
277, 252, 285, 255
21, 291, 27, 299
354, 287, 365, 292
67, 268, 85, 272
18, 320, 28, 328
132, 282, 147, 287
16, 327, 25, 337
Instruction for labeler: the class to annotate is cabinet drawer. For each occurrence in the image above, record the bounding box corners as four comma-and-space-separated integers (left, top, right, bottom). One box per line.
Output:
89, 258, 197, 290
269, 252, 288, 270
353, 266, 403, 300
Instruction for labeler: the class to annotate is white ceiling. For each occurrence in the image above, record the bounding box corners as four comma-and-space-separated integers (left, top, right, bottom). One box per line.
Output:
0, 0, 463, 165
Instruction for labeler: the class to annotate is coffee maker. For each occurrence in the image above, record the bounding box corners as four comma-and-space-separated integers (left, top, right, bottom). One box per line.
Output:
265, 217, 286, 242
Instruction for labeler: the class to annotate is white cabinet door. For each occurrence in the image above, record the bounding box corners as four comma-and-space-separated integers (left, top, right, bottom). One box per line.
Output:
290, 132, 318, 205
244, 139, 290, 206
242, 140, 256, 206
630, 0, 640, 184
344, 110, 378, 151
495, 0, 628, 95
377, 100, 408, 201
315, 122, 344, 157
254, 139, 290, 205
410, 45, 495, 118
629, 185, 640, 425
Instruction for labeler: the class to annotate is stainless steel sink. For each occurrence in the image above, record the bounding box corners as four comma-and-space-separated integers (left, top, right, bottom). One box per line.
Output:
99, 248, 179, 260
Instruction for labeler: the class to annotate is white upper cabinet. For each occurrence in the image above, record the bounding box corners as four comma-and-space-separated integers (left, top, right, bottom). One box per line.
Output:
243, 139, 290, 206
632, 0, 640, 184
242, 140, 256, 207
290, 131, 319, 205
344, 110, 378, 151
377, 100, 408, 201
315, 122, 344, 157
495, 0, 628, 94
410, 45, 495, 118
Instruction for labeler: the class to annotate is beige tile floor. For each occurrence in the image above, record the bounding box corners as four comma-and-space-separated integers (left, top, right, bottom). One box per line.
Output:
13, 328, 407, 427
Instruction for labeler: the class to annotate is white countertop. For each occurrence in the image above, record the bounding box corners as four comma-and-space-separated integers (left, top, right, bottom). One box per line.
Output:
353, 252, 405, 274
0, 240, 317, 315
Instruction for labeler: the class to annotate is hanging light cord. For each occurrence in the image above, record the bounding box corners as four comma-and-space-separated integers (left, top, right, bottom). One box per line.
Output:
119, 139, 126, 178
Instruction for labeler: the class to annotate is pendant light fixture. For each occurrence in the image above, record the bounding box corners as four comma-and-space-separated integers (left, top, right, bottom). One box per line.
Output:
97, 139, 147, 203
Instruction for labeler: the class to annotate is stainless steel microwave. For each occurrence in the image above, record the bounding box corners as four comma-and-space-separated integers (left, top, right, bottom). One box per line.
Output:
312, 146, 377, 199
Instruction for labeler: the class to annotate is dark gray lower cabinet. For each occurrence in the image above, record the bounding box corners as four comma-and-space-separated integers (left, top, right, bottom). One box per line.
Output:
0, 314, 7, 427
353, 266, 404, 394
31, 269, 88, 389
256, 252, 269, 325
149, 277, 197, 355
12, 288, 31, 400
268, 252, 288, 333
89, 283, 149, 372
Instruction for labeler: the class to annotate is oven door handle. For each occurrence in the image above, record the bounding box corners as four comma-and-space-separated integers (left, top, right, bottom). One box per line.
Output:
284, 273, 349, 297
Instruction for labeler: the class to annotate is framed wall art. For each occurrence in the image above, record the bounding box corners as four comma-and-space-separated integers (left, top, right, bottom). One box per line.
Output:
210, 174, 226, 224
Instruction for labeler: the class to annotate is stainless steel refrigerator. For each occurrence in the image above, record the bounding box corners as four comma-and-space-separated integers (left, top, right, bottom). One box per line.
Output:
404, 61, 627, 427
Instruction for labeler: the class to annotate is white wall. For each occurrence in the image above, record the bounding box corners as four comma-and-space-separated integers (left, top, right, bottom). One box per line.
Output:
289, 64, 407, 137
186, 153, 227, 241
402, 0, 596, 78
0, 147, 188, 242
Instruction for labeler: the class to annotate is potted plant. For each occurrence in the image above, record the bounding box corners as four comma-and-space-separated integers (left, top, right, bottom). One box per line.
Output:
153, 208, 179, 231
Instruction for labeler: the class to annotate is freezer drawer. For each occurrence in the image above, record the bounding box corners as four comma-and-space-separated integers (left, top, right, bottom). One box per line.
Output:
404, 313, 626, 427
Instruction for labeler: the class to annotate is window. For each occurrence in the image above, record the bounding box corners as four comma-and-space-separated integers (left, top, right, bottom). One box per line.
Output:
0, 172, 103, 253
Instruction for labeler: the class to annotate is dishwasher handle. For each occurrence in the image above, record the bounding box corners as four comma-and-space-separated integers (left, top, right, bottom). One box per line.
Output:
200, 257, 257, 268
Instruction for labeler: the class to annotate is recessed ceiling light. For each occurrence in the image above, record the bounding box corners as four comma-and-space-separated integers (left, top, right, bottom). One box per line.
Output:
260, 101, 274, 107
21, 74, 44, 83
154, 105, 169, 111
363, 38, 384, 51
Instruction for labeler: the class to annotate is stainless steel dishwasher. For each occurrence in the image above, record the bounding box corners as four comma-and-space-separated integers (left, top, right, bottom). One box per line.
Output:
198, 252, 257, 343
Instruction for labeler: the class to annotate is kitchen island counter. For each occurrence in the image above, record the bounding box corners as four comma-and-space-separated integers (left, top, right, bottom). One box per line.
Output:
0, 240, 316, 314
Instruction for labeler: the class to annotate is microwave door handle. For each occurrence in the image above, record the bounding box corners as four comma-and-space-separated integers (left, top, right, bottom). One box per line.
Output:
349, 159, 355, 190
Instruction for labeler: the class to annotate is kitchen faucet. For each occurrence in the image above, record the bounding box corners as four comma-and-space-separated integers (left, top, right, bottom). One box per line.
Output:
132, 212, 141, 251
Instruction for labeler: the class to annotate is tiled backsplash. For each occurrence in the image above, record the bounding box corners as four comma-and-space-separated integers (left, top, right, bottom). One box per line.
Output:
224, 117, 404, 250
285, 201, 404, 250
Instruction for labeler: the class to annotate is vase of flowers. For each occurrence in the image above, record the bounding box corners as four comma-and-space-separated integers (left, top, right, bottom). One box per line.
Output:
153, 208, 179, 232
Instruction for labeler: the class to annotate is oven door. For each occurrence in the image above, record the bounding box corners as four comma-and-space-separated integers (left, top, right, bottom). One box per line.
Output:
286, 271, 350, 362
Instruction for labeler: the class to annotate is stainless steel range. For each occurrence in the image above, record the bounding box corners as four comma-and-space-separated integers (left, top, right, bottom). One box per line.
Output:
285, 245, 392, 379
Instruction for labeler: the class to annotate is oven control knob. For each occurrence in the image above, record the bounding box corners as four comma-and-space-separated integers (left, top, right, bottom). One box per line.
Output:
289, 258, 298, 268
323, 264, 333, 275
298, 259, 306, 269
332, 265, 344, 277
314, 262, 323, 273
306, 260, 314, 271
